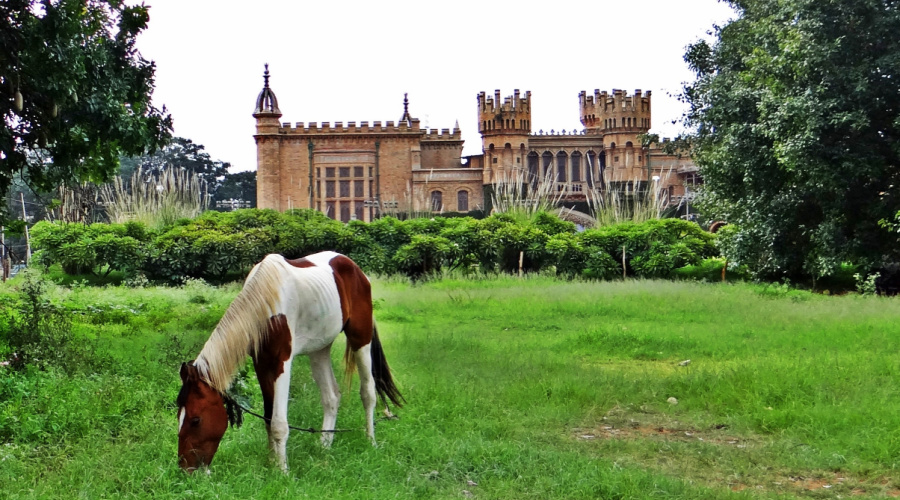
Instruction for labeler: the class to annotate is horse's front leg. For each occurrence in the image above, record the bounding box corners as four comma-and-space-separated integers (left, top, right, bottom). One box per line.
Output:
269, 358, 293, 472
309, 344, 341, 448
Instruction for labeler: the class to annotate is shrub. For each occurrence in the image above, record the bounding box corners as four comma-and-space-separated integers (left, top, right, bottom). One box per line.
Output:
545, 233, 586, 278
393, 234, 459, 279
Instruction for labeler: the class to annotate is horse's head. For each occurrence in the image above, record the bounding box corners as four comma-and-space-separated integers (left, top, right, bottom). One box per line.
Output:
176, 361, 228, 472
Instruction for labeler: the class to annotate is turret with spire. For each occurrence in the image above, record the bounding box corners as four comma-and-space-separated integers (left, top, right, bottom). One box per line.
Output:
254, 63, 283, 212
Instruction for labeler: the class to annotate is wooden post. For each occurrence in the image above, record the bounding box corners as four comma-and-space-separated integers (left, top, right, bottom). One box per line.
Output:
20, 192, 31, 265
622, 245, 627, 279
518, 251, 524, 277
722, 259, 727, 282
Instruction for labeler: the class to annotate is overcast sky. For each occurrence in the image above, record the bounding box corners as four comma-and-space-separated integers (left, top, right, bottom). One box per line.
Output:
135, 0, 736, 172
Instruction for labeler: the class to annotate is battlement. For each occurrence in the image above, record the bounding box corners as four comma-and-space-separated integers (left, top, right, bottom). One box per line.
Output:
580, 88, 652, 134
478, 89, 532, 135
579, 89, 651, 111
276, 118, 426, 135
422, 127, 462, 141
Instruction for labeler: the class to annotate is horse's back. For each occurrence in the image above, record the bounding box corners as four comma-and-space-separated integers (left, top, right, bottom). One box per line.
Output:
268, 252, 371, 355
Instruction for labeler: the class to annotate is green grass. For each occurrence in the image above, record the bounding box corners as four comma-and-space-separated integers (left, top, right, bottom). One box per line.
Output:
2, 275, 900, 498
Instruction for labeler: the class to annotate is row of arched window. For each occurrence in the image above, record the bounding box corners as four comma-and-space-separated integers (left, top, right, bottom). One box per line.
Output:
526, 150, 604, 185
602, 117, 649, 129
482, 119, 530, 131
430, 190, 469, 212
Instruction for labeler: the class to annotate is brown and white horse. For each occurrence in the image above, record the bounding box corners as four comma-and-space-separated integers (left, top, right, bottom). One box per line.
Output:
176, 251, 403, 472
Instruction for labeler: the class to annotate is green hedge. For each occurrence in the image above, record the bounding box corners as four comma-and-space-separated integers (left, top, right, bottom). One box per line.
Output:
31, 209, 718, 283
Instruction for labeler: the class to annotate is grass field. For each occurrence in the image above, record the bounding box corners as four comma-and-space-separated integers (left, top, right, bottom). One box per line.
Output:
1, 274, 899, 499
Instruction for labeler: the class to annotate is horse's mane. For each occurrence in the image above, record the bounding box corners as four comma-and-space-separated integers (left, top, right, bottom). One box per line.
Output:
195, 254, 286, 393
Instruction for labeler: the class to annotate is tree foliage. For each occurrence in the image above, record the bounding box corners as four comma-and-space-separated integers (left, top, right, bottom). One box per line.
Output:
212, 170, 256, 207
0, 0, 172, 218
684, 0, 900, 280
118, 137, 229, 190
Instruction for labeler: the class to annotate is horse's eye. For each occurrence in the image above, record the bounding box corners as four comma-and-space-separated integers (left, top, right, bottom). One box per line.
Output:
191, 417, 201, 427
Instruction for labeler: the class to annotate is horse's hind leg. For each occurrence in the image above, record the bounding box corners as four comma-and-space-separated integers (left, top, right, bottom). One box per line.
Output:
353, 343, 377, 444
309, 344, 341, 448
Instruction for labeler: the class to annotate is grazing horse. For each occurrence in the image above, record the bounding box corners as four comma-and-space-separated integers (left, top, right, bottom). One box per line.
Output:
176, 251, 404, 472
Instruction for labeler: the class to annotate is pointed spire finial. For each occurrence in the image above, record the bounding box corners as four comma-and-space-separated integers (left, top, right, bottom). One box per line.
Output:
400, 92, 412, 125
263, 63, 271, 88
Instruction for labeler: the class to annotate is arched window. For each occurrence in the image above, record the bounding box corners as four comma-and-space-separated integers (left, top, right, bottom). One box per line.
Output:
527, 152, 539, 185
542, 151, 553, 177
430, 190, 442, 212
457, 190, 469, 212
571, 151, 582, 182
557, 151, 568, 182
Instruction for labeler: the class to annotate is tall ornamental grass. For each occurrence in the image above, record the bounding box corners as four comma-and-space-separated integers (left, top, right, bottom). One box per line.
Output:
100, 167, 209, 228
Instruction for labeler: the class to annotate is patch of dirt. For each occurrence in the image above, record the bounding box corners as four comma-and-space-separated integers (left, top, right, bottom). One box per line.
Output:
571, 406, 900, 498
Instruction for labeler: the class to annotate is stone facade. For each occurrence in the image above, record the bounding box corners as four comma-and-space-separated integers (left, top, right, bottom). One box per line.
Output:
254, 67, 698, 222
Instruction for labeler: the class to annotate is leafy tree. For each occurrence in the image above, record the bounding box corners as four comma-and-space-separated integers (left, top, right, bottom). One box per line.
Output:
119, 137, 229, 189
0, 0, 172, 220
684, 0, 900, 280
212, 170, 256, 208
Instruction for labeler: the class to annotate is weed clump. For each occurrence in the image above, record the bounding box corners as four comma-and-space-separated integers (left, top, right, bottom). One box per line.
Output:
0, 271, 96, 373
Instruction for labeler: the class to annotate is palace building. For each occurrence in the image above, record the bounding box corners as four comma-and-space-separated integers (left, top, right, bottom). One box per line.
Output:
253, 66, 697, 222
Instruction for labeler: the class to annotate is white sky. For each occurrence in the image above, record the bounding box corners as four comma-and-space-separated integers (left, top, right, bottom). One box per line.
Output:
135, 0, 735, 172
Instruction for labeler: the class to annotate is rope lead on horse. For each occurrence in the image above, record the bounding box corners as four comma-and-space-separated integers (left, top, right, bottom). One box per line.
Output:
223, 393, 398, 434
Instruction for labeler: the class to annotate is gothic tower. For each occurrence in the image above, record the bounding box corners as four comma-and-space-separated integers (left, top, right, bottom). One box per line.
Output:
254, 64, 284, 210
478, 89, 531, 183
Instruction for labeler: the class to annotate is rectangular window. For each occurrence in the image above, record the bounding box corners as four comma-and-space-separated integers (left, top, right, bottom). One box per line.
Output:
340, 203, 351, 223
369, 180, 374, 197
325, 201, 336, 219
326, 167, 335, 178
325, 180, 335, 198
354, 166, 364, 178
369, 166, 374, 177
339, 180, 350, 197
354, 180, 364, 197
355, 204, 364, 222
339, 167, 350, 178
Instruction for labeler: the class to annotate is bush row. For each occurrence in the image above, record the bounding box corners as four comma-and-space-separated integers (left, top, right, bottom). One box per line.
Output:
30, 209, 717, 283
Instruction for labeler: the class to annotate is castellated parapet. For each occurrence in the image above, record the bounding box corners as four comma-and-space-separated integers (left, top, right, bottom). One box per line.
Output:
579, 89, 651, 135
272, 120, 462, 141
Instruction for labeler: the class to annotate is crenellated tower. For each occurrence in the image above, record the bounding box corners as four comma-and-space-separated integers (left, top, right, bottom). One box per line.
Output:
478, 90, 531, 182
580, 89, 651, 179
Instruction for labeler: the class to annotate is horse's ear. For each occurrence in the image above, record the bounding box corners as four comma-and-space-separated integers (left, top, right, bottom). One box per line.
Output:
180, 362, 192, 382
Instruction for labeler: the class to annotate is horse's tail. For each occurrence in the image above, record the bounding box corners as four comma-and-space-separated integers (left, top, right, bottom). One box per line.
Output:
370, 325, 404, 408
343, 324, 405, 408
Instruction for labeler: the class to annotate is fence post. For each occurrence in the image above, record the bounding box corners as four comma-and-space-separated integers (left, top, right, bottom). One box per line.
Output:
1, 225, 7, 282
21, 192, 31, 265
